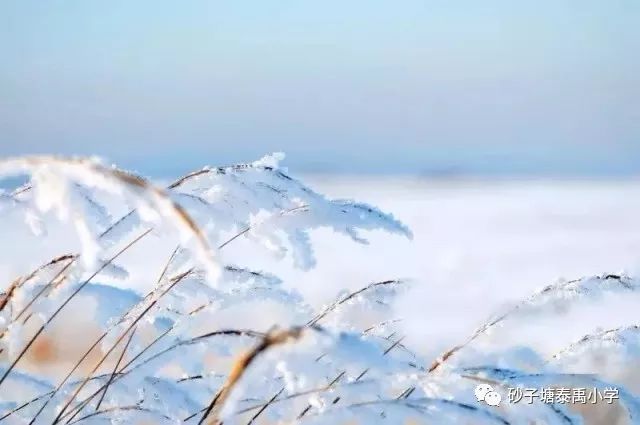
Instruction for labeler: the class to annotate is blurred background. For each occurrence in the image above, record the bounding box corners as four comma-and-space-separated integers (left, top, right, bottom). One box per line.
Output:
2, 1, 640, 357
1, 0, 638, 177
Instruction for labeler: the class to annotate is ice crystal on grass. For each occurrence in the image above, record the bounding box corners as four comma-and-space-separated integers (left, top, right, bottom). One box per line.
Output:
0, 154, 638, 424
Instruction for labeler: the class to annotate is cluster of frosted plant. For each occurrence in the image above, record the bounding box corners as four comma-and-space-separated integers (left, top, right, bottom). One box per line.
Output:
0, 154, 638, 424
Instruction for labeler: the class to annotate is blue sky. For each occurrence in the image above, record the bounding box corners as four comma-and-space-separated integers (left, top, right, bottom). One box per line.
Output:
1, 1, 638, 176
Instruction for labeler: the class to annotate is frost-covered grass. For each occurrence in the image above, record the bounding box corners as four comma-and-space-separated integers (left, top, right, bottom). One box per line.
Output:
0, 154, 639, 424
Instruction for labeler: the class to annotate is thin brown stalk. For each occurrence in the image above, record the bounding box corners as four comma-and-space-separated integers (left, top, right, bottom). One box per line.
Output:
244, 291, 404, 424
127, 329, 265, 375
51, 268, 193, 424
0, 228, 152, 388
0, 254, 76, 316
11, 256, 77, 322
297, 371, 346, 419
245, 388, 285, 425
0, 373, 123, 422
59, 328, 263, 424
167, 168, 213, 189
15, 220, 175, 422
232, 378, 373, 418
0, 257, 76, 348
306, 280, 403, 327
64, 330, 257, 424
198, 326, 317, 425
56, 329, 174, 424
45, 247, 182, 423
218, 205, 309, 250
300, 397, 512, 425
0, 278, 20, 312
396, 387, 415, 400
94, 327, 136, 411
67, 405, 172, 424
300, 335, 404, 418
426, 276, 606, 373
24, 233, 168, 425
10, 183, 33, 196
0, 390, 55, 420
54, 225, 268, 423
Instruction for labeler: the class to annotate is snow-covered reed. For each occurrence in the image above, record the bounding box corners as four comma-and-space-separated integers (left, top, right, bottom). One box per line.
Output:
0, 153, 637, 424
